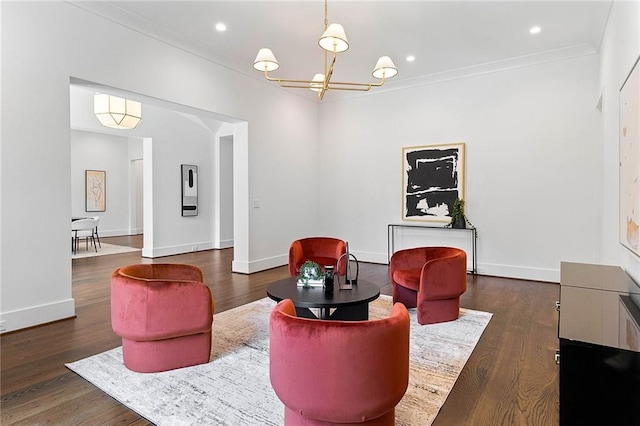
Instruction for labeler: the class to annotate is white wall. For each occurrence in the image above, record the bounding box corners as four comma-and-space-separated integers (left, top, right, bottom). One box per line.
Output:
128, 138, 144, 235
319, 54, 601, 282
0, 1, 318, 332
71, 130, 139, 236
130, 158, 144, 235
2, 0, 637, 333
216, 134, 234, 249
598, 0, 640, 283
142, 106, 216, 257
71, 87, 221, 255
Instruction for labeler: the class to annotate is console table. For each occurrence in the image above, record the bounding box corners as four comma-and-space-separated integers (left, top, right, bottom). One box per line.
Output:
558, 262, 640, 425
387, 223, 477, 274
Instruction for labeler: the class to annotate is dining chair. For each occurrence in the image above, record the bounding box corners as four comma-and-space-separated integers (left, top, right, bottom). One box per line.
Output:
91, 216, 101, 248
71, 218, 98, 254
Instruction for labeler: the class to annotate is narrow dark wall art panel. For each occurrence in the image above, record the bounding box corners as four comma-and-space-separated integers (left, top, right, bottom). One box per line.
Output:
402, 143, 465, 223
181, 164, 198, 217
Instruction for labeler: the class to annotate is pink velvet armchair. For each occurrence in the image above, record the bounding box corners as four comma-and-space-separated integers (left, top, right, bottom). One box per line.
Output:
288, 237, 347, 276
270, 299, 410, 425
111, 263, 214, 373
389, 247, 467, 325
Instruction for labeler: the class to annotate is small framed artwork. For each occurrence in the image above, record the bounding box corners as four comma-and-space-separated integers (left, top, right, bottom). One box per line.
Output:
619, 55, 640, 258
85, 170, 106, 212
181, 164, 198, 216
402, 142, 465, 223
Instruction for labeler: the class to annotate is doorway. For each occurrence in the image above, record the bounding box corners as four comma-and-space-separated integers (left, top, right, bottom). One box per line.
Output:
70, 80, 246, 264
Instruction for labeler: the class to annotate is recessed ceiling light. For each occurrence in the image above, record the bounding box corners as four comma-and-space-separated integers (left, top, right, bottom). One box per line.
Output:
215, 23, 227, 32
406, 55, 415, 62
529, 26, 541, 35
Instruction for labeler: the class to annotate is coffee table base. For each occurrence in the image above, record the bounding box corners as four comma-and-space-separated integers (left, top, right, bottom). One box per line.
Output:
296, 304, 369, 321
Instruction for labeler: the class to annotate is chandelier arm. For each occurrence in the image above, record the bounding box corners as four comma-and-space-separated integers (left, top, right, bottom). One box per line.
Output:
262, 75, 387, 91
278, 82, 325, 89
367, 76, 387, 88
330, 75, 387, 87
326, 85, 372, 92
325, 75, 387, 90
319, 51, 337, 99
263, 70, 317, 85
323, 50, 328, 87
326, 52, 337, 84
327, 81, 377, 87
327, 86, 373, 92
270, 82, 382, 92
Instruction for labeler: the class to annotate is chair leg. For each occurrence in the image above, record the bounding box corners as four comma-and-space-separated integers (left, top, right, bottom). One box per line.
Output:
95, 230, 101, 248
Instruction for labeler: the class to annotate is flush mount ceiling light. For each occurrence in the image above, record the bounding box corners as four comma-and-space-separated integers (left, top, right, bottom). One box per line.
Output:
94, 94, 142, 130
253, 0, 397, 100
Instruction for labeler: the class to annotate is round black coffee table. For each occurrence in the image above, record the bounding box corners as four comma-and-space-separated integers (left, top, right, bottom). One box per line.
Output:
266, 277, 380, 321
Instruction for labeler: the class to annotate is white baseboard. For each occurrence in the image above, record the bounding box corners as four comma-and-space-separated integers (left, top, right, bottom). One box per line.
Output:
232, 251, 386, 275
141, 243, 560, 284
142, 241, 216, 258
477, 263, 559, 283
215, 239, 234, 249
0, 298, 75, 334
232, 260, 251, 274
233, 254, 288, 274
350, 250, 388, 265
100, 229, 142, 237
231, 250, 560, 283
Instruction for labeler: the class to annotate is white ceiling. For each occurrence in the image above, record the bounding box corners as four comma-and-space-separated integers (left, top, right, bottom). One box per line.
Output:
71, 0, 612, 101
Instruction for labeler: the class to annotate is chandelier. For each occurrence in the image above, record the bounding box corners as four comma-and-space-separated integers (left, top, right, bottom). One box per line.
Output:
94, 94, 142, 130
253, 0, 397, 100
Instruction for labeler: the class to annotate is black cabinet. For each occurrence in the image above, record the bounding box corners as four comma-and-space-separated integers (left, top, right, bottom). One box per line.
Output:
559, 338, 640, 425
558, 262, 640, 425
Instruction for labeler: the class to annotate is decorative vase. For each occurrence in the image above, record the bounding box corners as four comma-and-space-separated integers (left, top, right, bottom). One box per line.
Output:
452, 216, 466, 229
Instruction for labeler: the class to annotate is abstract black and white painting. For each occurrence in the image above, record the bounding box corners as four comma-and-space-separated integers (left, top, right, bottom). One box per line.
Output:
402, 143, 465, 222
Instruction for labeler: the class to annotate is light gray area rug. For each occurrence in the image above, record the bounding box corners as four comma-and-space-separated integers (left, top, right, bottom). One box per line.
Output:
66, 295, 492, 425
72, 243, 141, 259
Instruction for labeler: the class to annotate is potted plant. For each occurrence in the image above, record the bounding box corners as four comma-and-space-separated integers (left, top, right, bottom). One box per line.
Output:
446, 198, 477, 238
448, 198, 467, 229
297, 260, 324, 287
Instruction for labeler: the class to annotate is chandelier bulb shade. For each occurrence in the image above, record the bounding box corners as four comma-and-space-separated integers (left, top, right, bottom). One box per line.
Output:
318, 23, 349, 53
372, 56, 398, 79
253, 48, 280, 72
252, 0, 396, 99
309, 73, 325, 92
94, 94, 142, 130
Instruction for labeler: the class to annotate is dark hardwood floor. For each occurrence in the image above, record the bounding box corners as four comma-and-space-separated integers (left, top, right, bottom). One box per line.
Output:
1, 236, 560, 425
